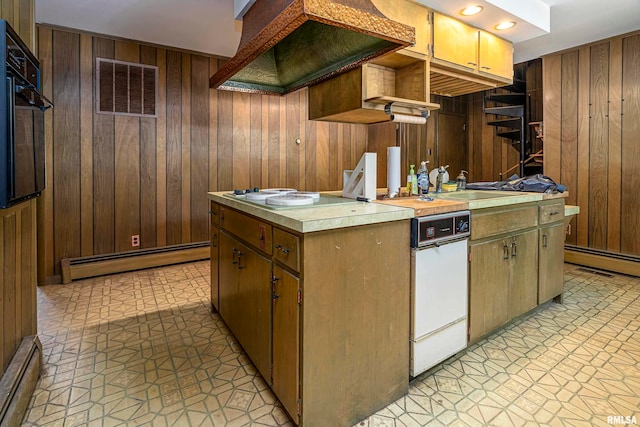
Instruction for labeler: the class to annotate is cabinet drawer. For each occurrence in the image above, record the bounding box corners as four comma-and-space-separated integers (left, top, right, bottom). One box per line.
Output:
539, 201, 564, 225
220, 206, 272, 254
273, 228, 300, 272
210, 202, 220, 225
471, 204, 537, 240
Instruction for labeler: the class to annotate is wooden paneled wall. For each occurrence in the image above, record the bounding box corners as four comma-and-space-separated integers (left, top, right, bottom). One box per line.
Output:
0, 0, 34, 50
544, 32, 640, 257
1, 200, 38, 376
37, 26, 368, 282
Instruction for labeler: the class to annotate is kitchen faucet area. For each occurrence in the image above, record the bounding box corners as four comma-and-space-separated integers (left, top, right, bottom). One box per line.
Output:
1, 0, 639, 425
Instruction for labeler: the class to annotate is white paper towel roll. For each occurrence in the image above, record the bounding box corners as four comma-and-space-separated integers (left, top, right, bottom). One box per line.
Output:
391, 114, 427, 125
387, 146, 401, 198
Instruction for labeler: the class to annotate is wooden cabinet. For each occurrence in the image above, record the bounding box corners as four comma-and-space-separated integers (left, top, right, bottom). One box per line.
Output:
468, 203, 538, 343
309, 52, 439, 124
210, 202, 220, 311
430, 12, 513, 97
210, 201, 409, 425
507, 229, 539, 319
432, 12, 478, 71
218, 229, 272, 381
538, 200, 566, 303
479, 31, 513, 80
371, 0, 431, 56
272, 265, 300, 424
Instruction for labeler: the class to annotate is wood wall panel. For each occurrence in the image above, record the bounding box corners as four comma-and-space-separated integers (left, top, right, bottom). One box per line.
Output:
543, 31, 640, 258
588, 43, 610, 250
0, 0, 33, 50
37, 25, 369, 282
92, 37, 115, 256
140, 46, 158, 249
52, 30, 81, 268
1, 200, 37, 378
560, 51, 579, 245
190, 55, 210, 243
621, 34, 640, 254
114, 42, 141, 252
165, 49, 183, 246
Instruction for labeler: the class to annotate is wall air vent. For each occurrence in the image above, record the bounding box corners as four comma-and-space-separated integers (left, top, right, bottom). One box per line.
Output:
96, 58, 157, 117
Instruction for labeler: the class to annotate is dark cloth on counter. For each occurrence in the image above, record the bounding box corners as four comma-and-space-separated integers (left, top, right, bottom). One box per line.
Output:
465, 174, 566, 193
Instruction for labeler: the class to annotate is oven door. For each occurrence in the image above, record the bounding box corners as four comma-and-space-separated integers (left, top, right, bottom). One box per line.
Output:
4, 76, 47, 206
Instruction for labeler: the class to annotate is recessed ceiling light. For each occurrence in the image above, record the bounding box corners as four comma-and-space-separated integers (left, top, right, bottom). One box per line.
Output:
460, 5, 483, 16
495, 21, 516, 30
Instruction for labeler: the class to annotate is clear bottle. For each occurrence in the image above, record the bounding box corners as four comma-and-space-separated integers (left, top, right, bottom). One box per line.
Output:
409, 165, 418, 195
417, 161, 429, 195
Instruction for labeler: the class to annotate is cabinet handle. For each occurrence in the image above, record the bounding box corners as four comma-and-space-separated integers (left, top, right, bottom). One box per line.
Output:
232, 248, 238, 264
236, 251, 244, 269
511, 239, 517, 257
211, 232, 217, 247
543, 234, 548, 248
467, 61, 477, 66
549, 211, 559, 216
503, 241, 510, 260
481, 66, 491, 70
275, 244, 290, 254
220, 209, 225, 224
209, 210, 218, 217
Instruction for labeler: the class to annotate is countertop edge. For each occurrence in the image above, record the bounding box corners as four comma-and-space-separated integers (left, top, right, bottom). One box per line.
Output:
208, 192, 414, 233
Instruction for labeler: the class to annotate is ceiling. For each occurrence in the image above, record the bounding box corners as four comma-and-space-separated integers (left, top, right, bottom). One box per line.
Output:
35, 0, 640, 64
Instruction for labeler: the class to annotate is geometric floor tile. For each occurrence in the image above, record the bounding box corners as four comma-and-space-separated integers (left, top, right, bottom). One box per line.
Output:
21, 262, 640, 426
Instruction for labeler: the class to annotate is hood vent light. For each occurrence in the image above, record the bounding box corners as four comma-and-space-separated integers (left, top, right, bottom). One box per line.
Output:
210, 0, 415, 96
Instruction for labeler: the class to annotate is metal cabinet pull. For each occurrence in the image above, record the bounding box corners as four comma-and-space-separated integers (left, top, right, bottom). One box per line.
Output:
211, 232, 217, 247
467, 61, 477, 66
275, 244, 290, 254
511, 238, 517, 257
481, 66, 491, 70
232, 248, 238, 264
542, 234, 548, 248
503, 241, 510, 260
236, 251, 244, 269
549, 211, 559, 216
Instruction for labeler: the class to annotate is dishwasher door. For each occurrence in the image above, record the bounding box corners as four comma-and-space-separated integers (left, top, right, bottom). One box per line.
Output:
411, 238, 468, 376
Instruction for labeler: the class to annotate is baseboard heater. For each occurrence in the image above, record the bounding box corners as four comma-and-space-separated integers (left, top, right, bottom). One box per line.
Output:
61, 242, 210, 284
0, 336, 42, 427
565, 245, 640, 278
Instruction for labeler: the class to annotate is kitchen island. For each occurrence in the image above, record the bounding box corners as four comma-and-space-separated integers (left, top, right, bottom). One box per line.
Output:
208, 189, 571, 425
208, 191, 416, 426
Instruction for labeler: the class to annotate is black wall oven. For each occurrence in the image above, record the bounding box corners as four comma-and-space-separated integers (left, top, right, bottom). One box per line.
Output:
0, 20, 52, 209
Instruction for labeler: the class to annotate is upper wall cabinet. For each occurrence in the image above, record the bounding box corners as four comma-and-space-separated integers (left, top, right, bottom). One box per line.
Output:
430, 12, 513, 97
371, 0, 430, 57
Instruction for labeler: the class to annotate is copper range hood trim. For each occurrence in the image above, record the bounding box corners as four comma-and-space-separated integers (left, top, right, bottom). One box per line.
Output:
210, 0, 415, 95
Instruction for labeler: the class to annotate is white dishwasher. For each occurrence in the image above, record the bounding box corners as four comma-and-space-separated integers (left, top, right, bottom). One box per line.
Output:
410, 210, 470, 377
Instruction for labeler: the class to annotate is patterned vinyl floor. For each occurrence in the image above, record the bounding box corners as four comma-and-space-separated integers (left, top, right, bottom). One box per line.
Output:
22, 262, 640, 426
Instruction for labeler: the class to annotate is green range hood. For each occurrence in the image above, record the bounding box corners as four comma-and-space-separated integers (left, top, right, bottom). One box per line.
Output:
210, 0, 415, 95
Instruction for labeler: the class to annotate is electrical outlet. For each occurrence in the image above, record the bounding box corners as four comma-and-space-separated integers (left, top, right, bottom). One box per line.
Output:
131, 235, 140, 247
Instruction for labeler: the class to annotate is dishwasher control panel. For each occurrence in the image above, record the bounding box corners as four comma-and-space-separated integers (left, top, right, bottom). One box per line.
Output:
411, 211, 471, 248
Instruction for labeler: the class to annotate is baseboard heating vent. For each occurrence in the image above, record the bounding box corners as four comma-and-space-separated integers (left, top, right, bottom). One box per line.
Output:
0, 336, 41, 427
61, 242, 210, 284
565, 245, 639, 278
576, 267, 614, 278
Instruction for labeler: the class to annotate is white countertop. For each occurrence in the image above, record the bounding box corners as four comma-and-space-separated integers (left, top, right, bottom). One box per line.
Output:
208, 192, 414, 233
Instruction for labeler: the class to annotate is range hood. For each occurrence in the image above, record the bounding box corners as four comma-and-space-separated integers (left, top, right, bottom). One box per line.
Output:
209, 0, 415, 95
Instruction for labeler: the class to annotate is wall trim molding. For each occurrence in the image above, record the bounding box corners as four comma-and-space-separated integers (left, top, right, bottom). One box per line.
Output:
61, 242, 210, 284
565, 245, 640, 277
0, 336, 41, 427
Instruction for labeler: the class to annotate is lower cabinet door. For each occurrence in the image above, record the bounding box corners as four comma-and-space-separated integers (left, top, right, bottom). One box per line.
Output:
469, 237, 510, 343
272, 265, 300, 424
218, 230, 272, 382
236, 243, 272, 382
508, 229, 539, 320
538, 222, 565, 303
